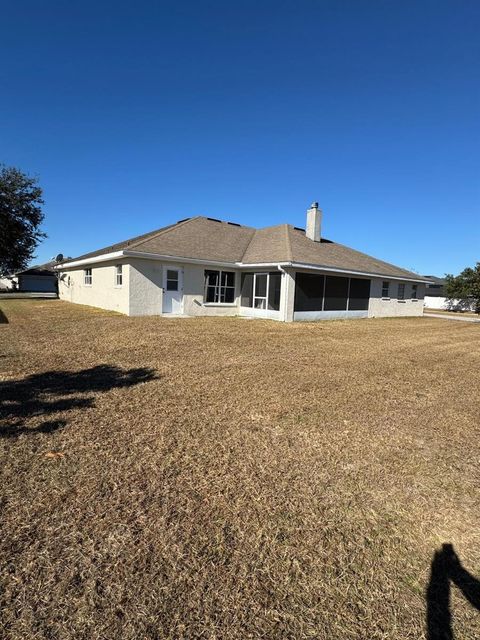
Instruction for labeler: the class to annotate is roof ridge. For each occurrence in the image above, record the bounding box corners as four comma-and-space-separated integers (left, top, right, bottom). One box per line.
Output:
284, 225, 293, 262
240, 227, 260, 262
128, 216, 201, 250
239, 223, 292, 263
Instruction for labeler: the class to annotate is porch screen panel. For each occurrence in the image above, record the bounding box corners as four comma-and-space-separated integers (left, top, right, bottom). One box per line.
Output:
268, 272, 281, 311
294, 273, 325, 311
241, 273, 254, 306
348, 278, 371, 310
324, 276, 349, 310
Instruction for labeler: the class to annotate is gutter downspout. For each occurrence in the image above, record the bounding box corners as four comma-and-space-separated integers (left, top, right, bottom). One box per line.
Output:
277, 264, 291, 322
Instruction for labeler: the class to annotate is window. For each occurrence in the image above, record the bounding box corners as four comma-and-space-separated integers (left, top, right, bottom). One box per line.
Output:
382, 281, 390, 298
324, 276, 349, 311
204, 270, 235, 303
348, 278, 371, 311
115, 265, 123, 286
166, 269, 179, 291
84, 268, 92, 285
411, 284, 418, 299
398, 283, 405, 300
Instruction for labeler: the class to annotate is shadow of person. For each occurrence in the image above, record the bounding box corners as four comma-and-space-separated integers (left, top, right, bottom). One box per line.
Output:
427, 543, 480, 640
0, 364, 157, 438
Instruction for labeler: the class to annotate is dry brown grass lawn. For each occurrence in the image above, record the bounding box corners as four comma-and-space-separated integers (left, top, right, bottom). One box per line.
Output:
1, 299, 479, 639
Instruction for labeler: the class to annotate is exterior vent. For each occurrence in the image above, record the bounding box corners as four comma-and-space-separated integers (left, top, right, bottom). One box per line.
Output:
227, 221, 241, 227
207, 217, 222, 223
176, 217, 191, 223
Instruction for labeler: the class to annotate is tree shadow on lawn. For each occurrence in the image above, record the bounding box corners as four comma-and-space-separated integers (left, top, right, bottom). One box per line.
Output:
426, 543, 480, 639
0, 364, 157, 439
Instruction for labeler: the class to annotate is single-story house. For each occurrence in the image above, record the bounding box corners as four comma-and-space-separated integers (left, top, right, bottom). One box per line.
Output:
56, 203, 430, 321
0, 262, 58, 293
424, 275, 446, 298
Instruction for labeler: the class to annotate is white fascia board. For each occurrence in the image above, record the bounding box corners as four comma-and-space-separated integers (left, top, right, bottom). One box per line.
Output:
55, 251, 125, 269
55, 250, 430, 284
55, 250, 274, 270
236, 262, 291, 269
289, 262, 432, 284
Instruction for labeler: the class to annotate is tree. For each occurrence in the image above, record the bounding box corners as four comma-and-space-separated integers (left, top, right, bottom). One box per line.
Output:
0, 165, 46, 275
445, 263, 480, 314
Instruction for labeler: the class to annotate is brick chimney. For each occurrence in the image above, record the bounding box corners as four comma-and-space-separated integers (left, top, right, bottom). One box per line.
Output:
306, 202, 322, 242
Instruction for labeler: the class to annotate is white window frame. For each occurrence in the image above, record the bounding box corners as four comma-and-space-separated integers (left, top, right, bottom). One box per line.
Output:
204, 270, 236, 305
115, 264, 123, 287
253, 272, 269, 309
381, 281, 390, 298
84, 268, 92, 286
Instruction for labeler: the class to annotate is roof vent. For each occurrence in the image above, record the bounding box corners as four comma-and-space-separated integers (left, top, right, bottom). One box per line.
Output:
176, 217, 191, 223
207, 217, 222, 223
227, 221, 241, 227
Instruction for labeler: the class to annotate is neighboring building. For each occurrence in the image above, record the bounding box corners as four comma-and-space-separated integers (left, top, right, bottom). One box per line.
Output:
56, 204, 429, 321
424, 276, 446, 297
423, 275, 475, 312
0, 262, 58, 293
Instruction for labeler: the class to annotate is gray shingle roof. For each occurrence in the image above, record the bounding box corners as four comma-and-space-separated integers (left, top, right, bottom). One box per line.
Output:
62, 216, 425, 281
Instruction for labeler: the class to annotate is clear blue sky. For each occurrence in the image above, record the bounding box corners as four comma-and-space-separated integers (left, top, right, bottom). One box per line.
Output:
1, 1, 479, 275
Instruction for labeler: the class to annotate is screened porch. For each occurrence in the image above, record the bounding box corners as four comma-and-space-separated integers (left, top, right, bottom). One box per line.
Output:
293, 272, 371, 320
239, 271, 283, 319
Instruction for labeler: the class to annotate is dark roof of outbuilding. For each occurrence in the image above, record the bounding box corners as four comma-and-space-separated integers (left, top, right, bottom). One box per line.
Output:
12, 261, 57, 277
61, 216, 426, 281
424, 275, 446, 286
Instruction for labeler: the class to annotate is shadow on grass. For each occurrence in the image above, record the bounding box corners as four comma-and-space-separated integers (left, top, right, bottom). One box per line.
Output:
0, 364, 157, 438
426, 543, 480, 639
0, 308, 8, 324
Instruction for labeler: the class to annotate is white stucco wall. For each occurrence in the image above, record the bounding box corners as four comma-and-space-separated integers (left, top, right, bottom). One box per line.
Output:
182, 263, 240, 317
57, 257, 427, 322
128, 260, 242, 317
424, 296, 475, 312
128, 259, 164, 316
280, 268, 296, 322
58, 260, 130, 314
59, 259, 243, 317
368, 279, 425, 317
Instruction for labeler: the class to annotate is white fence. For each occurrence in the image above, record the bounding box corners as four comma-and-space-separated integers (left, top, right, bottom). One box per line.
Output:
424, 296, 475, 312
